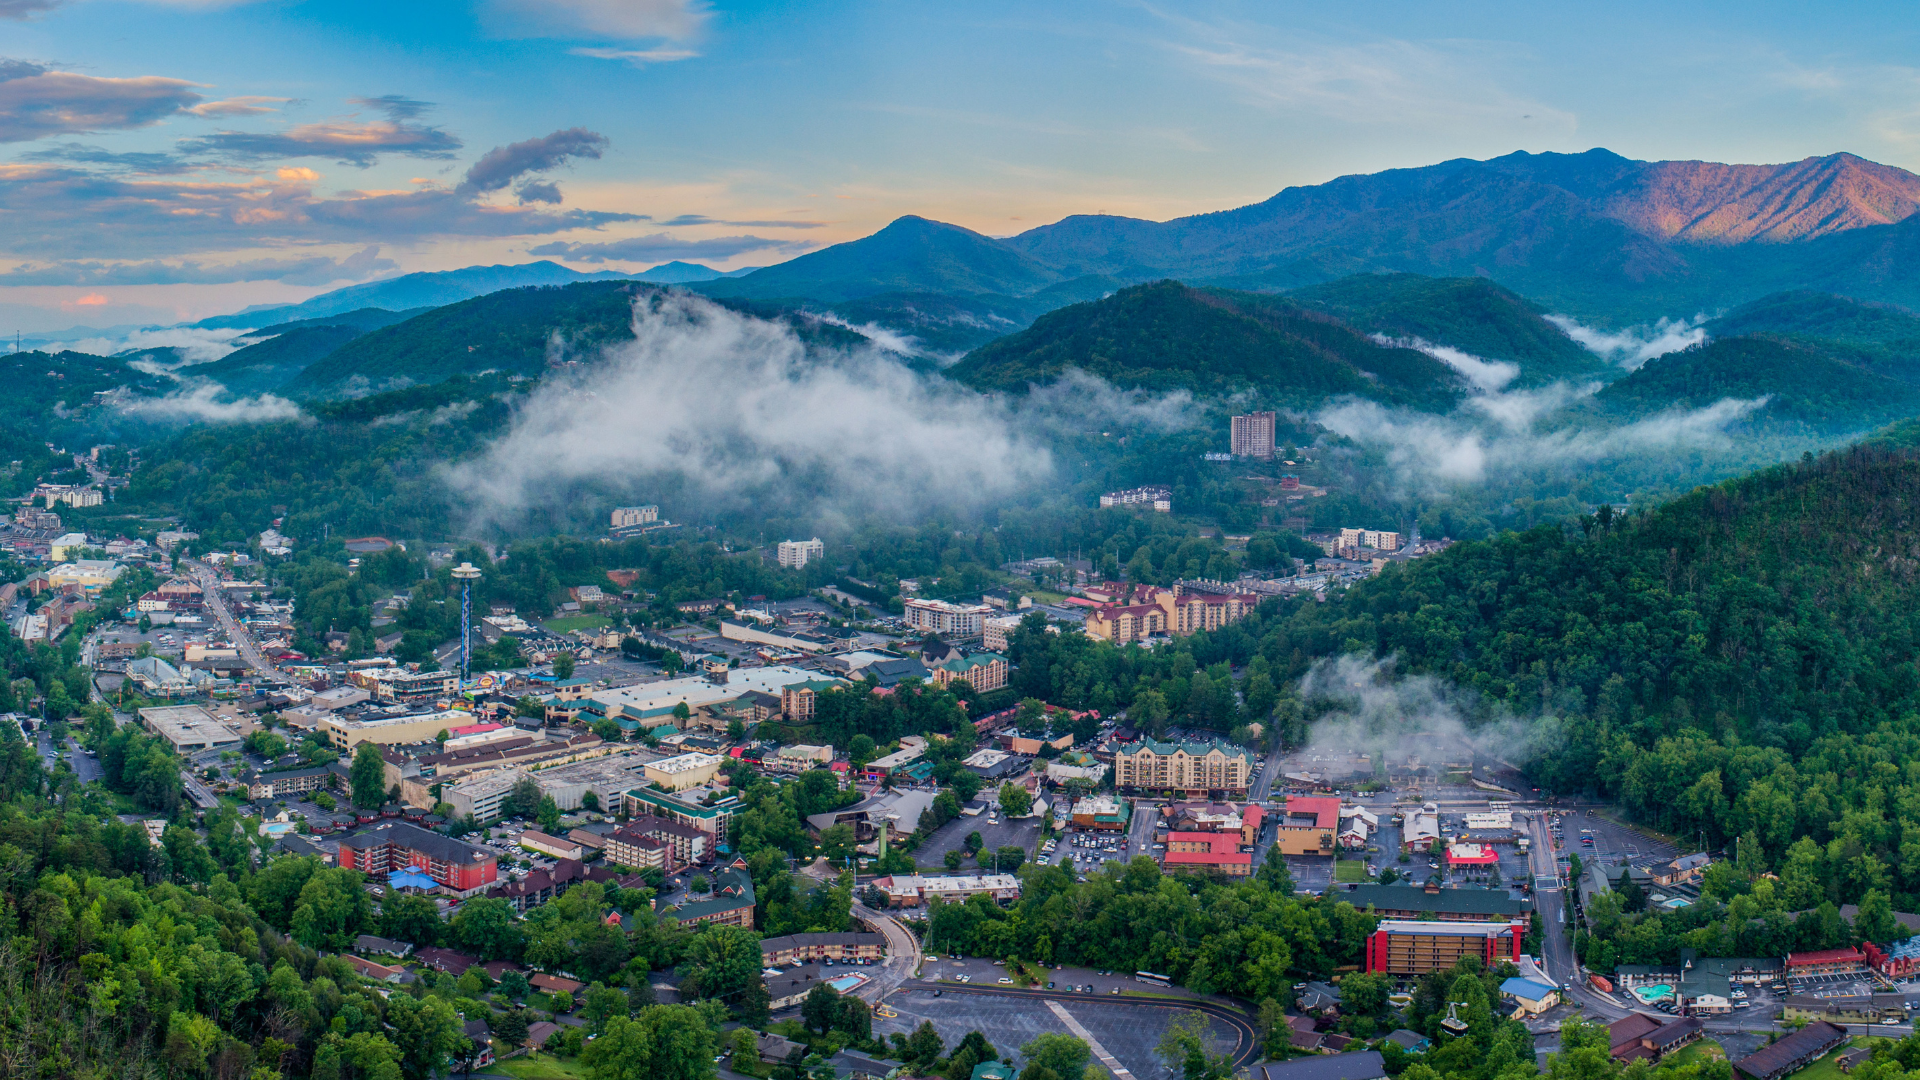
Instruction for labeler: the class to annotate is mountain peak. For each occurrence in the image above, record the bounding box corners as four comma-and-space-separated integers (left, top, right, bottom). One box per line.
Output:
1601, 152, 1920, 243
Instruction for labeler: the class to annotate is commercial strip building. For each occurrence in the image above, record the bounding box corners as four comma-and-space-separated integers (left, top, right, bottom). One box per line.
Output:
336, 820, 497, 897
760, 932, 887, 966
579, 665, 820, 732
1162, 831, 1252, 875
901, 599, 991, 639
319, 709, 469, 750
1607, 1015, 1706, 1064
1112, 738, 1253, 796
1733, 1022, 1850, 1080
869, 873, 1022, 908
138, 705, 243, 754
1364, 919, 1526, 975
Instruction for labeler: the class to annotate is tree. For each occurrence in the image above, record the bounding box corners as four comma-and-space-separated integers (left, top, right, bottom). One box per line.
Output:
314, 789, 338, 812
945, 850, 965, 871
1021, 1033, 1093, 1080
579, 1005, 719, 1080
819, 823, 857, 863
554, 652, 576, 680
350, 742, 387, 809
583, 981, 630, 1034
290, 866, 374, 951
452, 896, 525, 960
998, 782, 1033, 818
681, 925, 764, 1018
537, 793, 563, 833
505, 776, 543, 820
386, 993, 467, 1080
848, 734, 875, 764
380, 893, 443, 947
1156, 1010, 1233, 1080
992, 846, 1026, 873
903, 1021, 945, 1071
1339, 972, 1390, 1015
1855, 888, 1903, 944
801, 982, 841, 1035
491, 1008, 531, 1049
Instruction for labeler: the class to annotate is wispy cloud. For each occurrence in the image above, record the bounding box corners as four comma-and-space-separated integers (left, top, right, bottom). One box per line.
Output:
0, 0, 59, 18
0, 60, 205, 141
120, 382, 302, 422
18, 141, 195, 173
529, 232, 814, 263
659, 213, 827, 229
179, 110, 462, 166
570, 46, 699, 66
186, 95, 290, 117
1, 245, 394, 286
1546, 313, 1708, 370
487, 0, 708, 40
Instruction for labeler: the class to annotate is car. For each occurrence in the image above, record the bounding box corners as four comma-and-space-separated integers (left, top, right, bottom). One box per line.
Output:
1047, 981, 1056, 989
1084, 985, 1095, 993
956, 974, 971, 983
998, 977, 1012, 984
932, 989, 942, 996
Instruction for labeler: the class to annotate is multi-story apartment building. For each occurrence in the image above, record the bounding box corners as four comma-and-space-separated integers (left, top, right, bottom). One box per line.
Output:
1112, 738, 1252, 796
336, 821, 497, 897
609, 816, 709, 869
902, 598, 990, 639
610, 505, 658, 529
1083, 582, 1260, 644
1230, 411, 1277, 459
1099, 486, 1172, 512
776, 538, 824, 569
929, 653, 1009, 692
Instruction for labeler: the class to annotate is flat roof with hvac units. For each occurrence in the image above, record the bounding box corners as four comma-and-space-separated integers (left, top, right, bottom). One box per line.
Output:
138, 705, 243, 754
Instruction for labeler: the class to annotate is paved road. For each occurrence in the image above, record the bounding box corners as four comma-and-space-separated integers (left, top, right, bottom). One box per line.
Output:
186, 559, 273, 679
181, 769, 221, 809
853, 901, 922, 1006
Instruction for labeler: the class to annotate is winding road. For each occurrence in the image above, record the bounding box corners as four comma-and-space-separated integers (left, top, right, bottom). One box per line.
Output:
853, 900, 923, 1005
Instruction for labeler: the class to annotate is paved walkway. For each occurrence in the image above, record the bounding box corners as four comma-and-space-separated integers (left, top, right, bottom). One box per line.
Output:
1046, 999, 1137, 1080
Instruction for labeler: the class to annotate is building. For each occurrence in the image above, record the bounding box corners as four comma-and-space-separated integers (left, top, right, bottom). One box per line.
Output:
336, 820, 497, 897
443, 769, 528, 823
1099, 486, 1172, 512
766, 964, 835, 1011
138, 705, 243, 754
760, 932, 887, 966
1786, 947, 1868, 978
1780, 995, 1908, 1025
1608, 1015, 1705, 1063
1071, 795, 1131, 831
1364, 919, 1525, 975
869, 873, 1021, 908
611, 505, 659, 530
519, 830, 585, 860
777, 538, 824, 569
662, 856, 755, 927
643, 752, 724, 791
242, 764, 333, 800
1083, 583, 1261, 644
983, 613, 1025, 653
1272, 795, 1341, 855
902, 598, 991, 639
865, 745, 924, 776
807, 789, 937, 843
1732, 1022, 1850, 1080
780, 680, 843, 722
343, 955, 407, 983
580, 665, 820, 731
1163, 831, 1251, 875
1500, 977, 1561, 1017
1231, 411, 1277, 458
929, 653, 1009, 693
623, 785, 740, 847
770, 744, 834, 772
609, 817, 708, 869
1653, 853, 1712, 887
1340, 883, 1533, 922
319, 710, 469, 750
1113, 738, 1252, 796
47, 560, 123, 593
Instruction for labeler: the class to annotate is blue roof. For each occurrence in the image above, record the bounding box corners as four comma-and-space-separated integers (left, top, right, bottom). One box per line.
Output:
387, 869, 439, 890
1501, 977, 1557, 1000
1884, 938, 1920, 961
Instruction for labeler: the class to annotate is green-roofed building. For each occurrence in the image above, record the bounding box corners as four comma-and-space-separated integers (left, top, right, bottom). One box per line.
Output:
1113, 736, 1252, 796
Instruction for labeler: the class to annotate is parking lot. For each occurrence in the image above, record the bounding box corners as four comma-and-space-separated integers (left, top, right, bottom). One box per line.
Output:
1562, 811, 1680, 871
913, 806, 1042, 872
880, 983, 1241, 1078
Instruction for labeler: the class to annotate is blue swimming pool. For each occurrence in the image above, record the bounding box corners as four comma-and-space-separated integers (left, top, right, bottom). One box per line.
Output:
827, 975, 866, 993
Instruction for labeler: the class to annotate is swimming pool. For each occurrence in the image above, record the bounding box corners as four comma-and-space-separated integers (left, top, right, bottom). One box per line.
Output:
1630, 985, 1676, 1004
827, 974, 868, 993
262, 822, 296, 836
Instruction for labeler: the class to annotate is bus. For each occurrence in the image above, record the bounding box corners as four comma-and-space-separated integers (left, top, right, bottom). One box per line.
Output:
1135, 971, 1171, 988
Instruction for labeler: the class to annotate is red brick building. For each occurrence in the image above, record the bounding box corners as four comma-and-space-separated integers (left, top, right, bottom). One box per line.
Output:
337, 821, 497, 897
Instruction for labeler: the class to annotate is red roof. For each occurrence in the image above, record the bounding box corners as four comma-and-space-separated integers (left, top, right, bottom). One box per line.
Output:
1164, 850, 1253, 866
1787, 947, 1865, 966
1168, 831, 1242, 854
1060, 596, 1100, 607
452, 722, 502, 736
1280, 796, 1341, 829
1242, 804, 1265, 828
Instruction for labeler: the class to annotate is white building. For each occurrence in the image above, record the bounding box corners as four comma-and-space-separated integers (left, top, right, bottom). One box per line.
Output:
1231, 412, 1276, 459
777, 538, 824, 569
1099, 486, 1172, 512
611, 505, 659, 529
983, 613, 1024, 652
902, 598, 990, 639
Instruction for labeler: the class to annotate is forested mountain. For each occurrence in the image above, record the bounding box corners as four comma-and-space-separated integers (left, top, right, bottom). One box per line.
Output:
193, 324, 371, 396
1283, 273, 1608, 383
696, 216, 1063, 302
1706, 290, 1920, 356
1595, 335, 1920, 429
194, 260, 641, 329
947, 280, 1465, 405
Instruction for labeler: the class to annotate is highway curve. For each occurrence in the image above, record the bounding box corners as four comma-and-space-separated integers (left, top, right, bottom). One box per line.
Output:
920, 983, 1263, 1070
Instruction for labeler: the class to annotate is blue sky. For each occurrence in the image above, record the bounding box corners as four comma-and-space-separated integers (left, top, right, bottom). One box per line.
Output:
4, 0, 1920, 330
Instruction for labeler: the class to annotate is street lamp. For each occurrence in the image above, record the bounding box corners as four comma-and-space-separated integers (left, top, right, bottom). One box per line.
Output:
451, 562, 482, 686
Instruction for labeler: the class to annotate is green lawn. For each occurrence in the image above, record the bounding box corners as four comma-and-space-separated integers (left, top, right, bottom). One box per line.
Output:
498, 1052, 589, 1079
1779, 1037, 1867, 1080
543, 615, 613, 634
1661, 1039, 1725, 1069
1334, 860, 1371, 882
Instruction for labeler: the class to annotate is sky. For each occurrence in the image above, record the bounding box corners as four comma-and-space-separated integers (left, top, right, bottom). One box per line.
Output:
5, 0, 1920, 332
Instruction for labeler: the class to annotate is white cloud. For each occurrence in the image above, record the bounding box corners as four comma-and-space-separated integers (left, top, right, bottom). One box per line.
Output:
69, 325, 247, 364
1372, 334, 1518, 393
486, 0, 707, 40
447, 290, 1054, 525
119, 382, 301, 422
1546, 313, 1708, 370
569, 46, 700, 66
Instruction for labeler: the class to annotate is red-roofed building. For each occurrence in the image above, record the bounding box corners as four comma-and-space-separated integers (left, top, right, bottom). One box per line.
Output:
1163, 831, 1252, 875
1786, 948, 1867, 977
452, 722, 502, 736
1273, 796, 1341, 856
1445, 843, 1500, 867
1240, 803, 1265, 844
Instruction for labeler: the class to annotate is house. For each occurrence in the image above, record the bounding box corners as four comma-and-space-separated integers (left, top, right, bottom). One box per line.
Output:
659, 856, 755, 928
1733, 1022, 1850, 1080
342, 955, 406, 983
972, 1063, 1017, 1080
457, 1019, 495, 1071
522, 1021, 564, 1052
830, 1049, 896, 1080
1295, 982, 1341, 1016
531, 973, 586, 998
757, 1033, 806, 1064
353, 934, 414, 958
414, 947, 482, 976
1500, 977, 1560, 1017
1653, 853, 1712, 887
1385, 1030, 1431, 1054
1780, 994, 1908, 1024
1248, 1051, 1388, 1080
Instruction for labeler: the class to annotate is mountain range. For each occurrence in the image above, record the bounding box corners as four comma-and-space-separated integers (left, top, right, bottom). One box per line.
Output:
688, 149, 1920, 321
